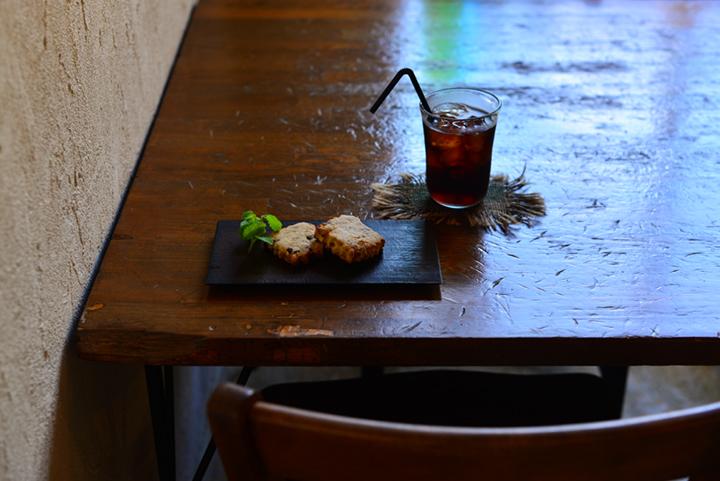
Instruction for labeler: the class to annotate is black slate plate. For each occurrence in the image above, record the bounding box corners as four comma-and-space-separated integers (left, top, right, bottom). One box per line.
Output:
205, 220, 442, 286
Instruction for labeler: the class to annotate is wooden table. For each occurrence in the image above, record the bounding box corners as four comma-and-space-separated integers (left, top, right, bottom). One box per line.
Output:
75, 0, 720, 479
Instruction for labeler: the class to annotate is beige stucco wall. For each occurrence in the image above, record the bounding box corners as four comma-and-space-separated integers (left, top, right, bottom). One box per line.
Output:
0, 1, 194, 480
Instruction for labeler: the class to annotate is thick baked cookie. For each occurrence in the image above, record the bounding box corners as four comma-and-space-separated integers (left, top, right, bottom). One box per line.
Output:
315, 215, 385, 263
271, 222, 323, 265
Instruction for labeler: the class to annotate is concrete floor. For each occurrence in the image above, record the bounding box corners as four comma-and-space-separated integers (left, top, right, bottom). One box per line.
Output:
175, 366, 720, 480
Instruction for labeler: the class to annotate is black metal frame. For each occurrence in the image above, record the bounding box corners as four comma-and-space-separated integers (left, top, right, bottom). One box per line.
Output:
145, 366, 176, 481
599, 365, 629, 418
191, 367, 255, 481
145, 366, 255, 481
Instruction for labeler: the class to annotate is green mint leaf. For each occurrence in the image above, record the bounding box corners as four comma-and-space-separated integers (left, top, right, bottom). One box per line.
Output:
238, 210, 282, 254
262, 214, 282, 232
256, 235, 274, 245
239, 222, 253, 240
240, 211, 259, 237
242, 221, 266, 241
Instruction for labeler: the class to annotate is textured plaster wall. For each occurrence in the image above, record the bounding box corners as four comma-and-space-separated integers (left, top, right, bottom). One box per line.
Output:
0, 1, 193, 480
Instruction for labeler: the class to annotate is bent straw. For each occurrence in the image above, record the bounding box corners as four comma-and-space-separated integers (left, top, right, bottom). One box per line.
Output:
369, 68, 432, 114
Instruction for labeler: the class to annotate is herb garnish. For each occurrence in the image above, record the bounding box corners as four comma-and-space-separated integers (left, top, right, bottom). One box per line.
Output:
239, 210, 283, 252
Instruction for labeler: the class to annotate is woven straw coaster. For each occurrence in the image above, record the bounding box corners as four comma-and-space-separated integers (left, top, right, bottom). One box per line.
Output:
371, 172, 546, 234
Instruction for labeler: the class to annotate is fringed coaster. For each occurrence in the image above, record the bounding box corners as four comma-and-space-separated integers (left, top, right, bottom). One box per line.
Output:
371, 172, 546, 234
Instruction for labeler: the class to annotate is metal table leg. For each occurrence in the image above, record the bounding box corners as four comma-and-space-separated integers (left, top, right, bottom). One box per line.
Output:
145, 366, 176, 481
599, 365, 629, 418
192, 366, 255, 481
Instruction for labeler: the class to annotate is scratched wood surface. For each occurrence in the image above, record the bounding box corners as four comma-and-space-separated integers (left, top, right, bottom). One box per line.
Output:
76, 0, 720, 365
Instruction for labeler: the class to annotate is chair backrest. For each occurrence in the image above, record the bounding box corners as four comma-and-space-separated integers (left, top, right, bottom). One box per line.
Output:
208, 383, 720, 481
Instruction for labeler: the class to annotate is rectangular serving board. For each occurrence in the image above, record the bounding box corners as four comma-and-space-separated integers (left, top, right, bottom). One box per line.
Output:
205, 220, 442, 286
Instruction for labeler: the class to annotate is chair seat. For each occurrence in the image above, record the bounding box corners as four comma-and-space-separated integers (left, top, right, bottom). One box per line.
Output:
261, 370, 616, 427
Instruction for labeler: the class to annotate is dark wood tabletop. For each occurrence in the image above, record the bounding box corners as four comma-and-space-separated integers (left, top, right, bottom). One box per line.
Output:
76, 0, 720, 366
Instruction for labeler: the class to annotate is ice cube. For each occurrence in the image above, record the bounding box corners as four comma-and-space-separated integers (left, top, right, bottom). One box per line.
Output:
434, 102, 489, 121
428, 128, 462, 149
463, 132, 488, 152
434, 102, 472, 120
439, 145, 465, 167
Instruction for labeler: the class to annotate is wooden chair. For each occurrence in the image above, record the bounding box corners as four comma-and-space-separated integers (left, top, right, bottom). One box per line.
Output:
208, 382, 720, 481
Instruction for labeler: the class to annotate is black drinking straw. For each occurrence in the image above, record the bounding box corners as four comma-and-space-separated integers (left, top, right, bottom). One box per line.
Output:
369, 68, 432, 114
